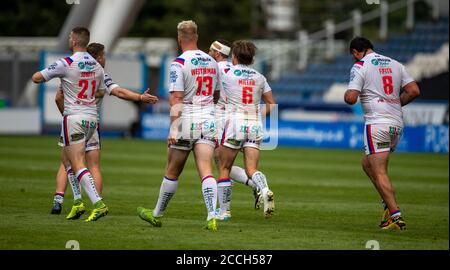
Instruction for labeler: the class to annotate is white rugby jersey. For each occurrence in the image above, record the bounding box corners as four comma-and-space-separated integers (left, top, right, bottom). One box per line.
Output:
41, 51, 106, 117
220, 64, 272, 118
216, 60, 232, 108
348, 52, 415, 127
169, 50, 219, 116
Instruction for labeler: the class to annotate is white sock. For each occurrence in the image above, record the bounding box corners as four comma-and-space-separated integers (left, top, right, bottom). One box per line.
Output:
251, 171, 269, 194
53, 192, 64, 204
217, 178, 232, 214
76, 168, 102, 205
230, 166, 256, 189
66, 167, 82, 201
153, 176, 178, 217
201, 175, 217, 221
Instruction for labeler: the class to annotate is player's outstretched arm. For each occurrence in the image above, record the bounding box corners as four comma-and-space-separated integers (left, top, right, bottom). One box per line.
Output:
110, 87, 158, 104
31, 72, 45, 84
344, 89, 360, 105
400, 81, 420, 106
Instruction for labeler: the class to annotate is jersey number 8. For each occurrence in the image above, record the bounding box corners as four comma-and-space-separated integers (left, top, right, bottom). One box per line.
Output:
382, 76, 393, 95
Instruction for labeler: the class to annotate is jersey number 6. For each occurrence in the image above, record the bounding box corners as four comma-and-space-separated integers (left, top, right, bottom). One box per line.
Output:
242, 86, 253, 104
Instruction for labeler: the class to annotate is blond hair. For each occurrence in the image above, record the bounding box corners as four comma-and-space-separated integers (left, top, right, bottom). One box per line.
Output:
177, 20, 198, 41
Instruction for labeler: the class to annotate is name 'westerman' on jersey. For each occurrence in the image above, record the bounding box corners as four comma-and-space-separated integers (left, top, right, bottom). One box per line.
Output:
169, 49, 220, 140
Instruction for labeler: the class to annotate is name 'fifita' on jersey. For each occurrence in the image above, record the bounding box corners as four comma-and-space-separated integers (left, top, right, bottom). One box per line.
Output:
169, 50, 220, 117
40, 51, 106, 118
348, 52, 415, 127
220, 63, 272, 120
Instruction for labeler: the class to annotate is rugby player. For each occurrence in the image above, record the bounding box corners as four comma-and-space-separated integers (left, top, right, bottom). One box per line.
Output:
50, 43, 158, 217
208, 39, 263, 221
217, 40, 276, 218
344, 37, 420, 230
32, 27, 108, 222
137, 20, 220, 231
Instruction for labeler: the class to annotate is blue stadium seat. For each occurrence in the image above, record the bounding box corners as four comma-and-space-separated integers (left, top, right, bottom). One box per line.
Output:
271, 17, 449, 107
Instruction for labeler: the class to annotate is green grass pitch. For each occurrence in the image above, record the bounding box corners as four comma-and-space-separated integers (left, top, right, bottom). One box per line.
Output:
0, 135, 448, 250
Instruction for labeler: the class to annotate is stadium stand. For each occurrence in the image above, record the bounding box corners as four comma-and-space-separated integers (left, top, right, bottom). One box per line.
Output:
271, 17, 449, 107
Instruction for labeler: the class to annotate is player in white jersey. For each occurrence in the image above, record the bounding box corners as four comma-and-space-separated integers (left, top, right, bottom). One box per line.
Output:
50, 43, 158, 216
137, 20, 220, 231
208, 39, 263, 221
32, 27, 109, 222
217, 40, 276, 218
344, 37, 420, 230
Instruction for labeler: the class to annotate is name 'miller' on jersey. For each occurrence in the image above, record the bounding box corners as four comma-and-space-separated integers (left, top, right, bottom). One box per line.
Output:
347, 52, 415, 127
40, 51, 106, 117
220, 63, 272, 120
169, 50, 220, 117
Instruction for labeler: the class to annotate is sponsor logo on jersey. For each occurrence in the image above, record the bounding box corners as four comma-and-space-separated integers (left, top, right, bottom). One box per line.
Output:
389, 126, 402, 135
71, 133, 84, 141
78, 60, 96, 71
86, 142, 99, 148
81, 120, 97, 129
371, 59, 379, 66
191, 57, 212, 67
377, 58, 391, 66
350, 70, 356, 81
174, 139, 191, 147
234, 69, 242, 76
377, 142, 390, 149
226, 138, 241, 146
104, 76, 114, 87
170, 70, 178, 83
48, 63, 57, 70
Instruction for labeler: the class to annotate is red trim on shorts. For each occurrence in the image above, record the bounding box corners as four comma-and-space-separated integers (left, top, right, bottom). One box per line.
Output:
221, 120, 229, 145
366, 124, 375, 154
63, 115, 70, 146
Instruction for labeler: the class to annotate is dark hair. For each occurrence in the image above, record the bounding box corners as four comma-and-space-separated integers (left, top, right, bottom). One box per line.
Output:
71, 26, 90, 48
87, 43, 105, 59
232, 40, 257, 65
349, 37, 374, 53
